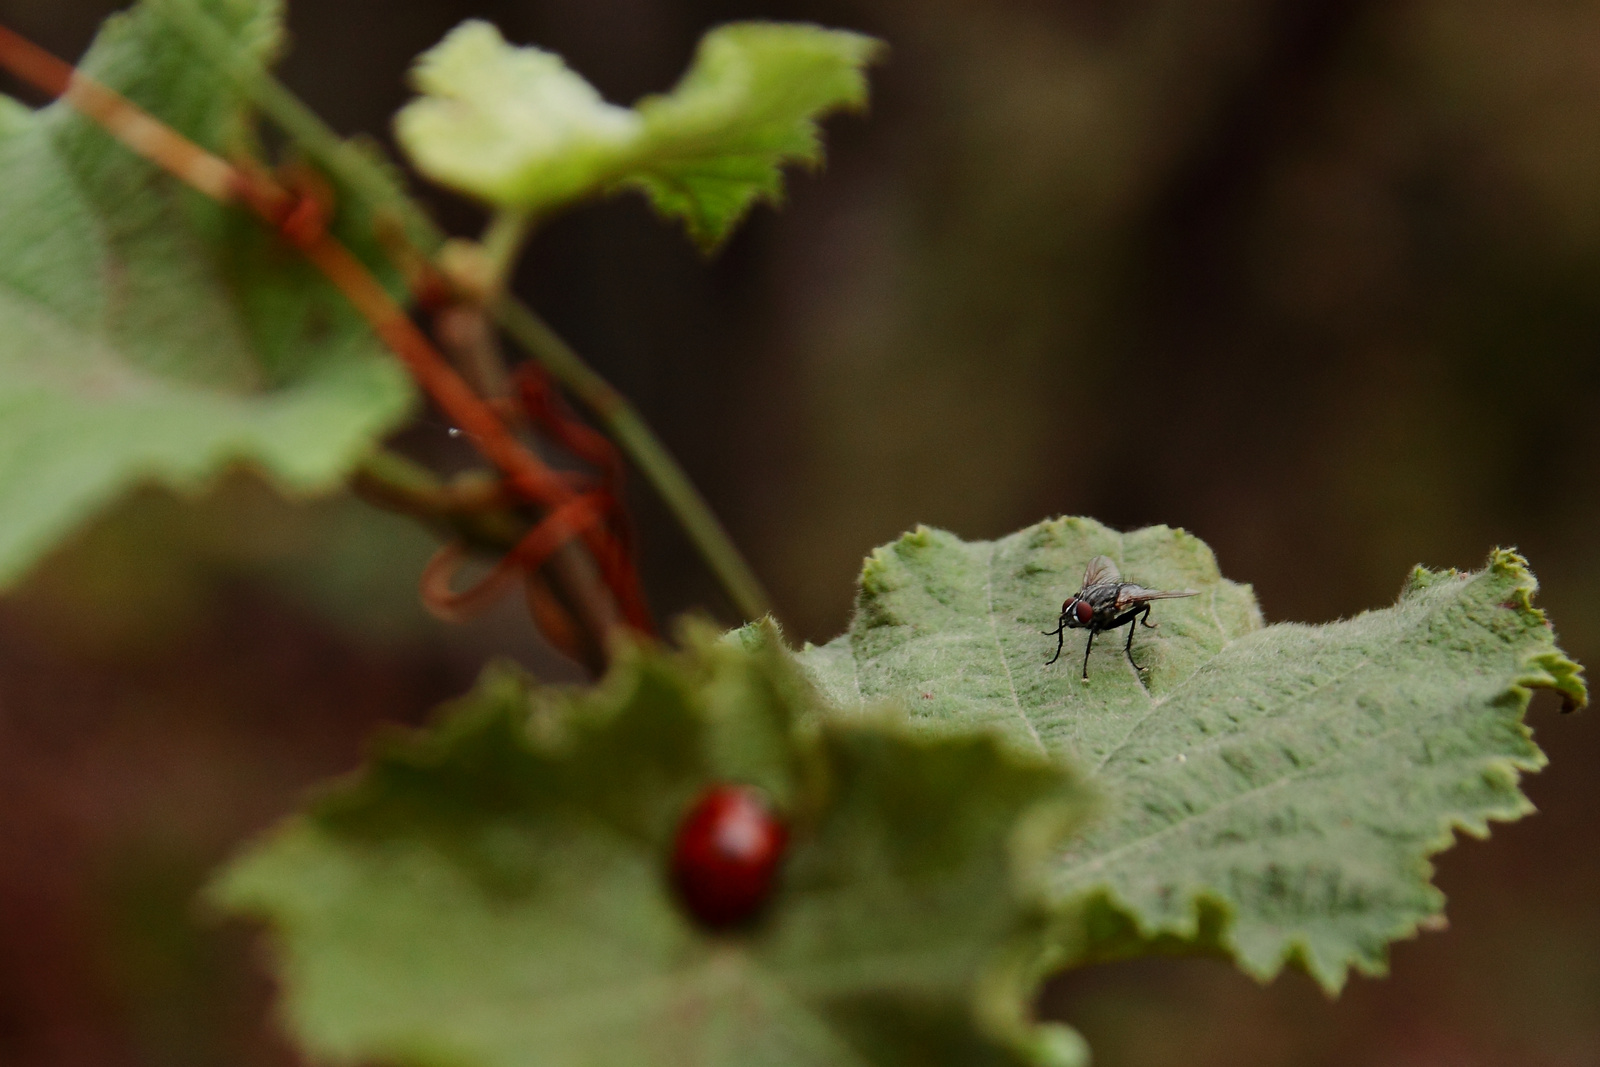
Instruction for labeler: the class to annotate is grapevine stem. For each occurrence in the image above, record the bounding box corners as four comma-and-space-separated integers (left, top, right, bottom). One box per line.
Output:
430, 299, 626, 668
0, 22, 234, 199
148, 0, 776, 624
492, 302, 774, 622
350, 450, 523, 550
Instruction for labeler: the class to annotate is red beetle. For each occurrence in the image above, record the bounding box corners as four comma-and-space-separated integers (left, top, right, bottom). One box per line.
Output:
670, 784, 788, 929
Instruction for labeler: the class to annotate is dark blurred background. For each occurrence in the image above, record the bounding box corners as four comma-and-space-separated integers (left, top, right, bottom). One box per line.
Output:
1, 0, 1597, 1064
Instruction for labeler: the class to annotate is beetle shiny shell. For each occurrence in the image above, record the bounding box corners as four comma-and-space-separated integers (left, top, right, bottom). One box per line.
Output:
670, 784, 788, 929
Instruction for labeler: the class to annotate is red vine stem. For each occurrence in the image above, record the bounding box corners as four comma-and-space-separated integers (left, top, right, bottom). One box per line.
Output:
0, 23, 234, 199
0, 21, 653, 637
421, 492, 607, 622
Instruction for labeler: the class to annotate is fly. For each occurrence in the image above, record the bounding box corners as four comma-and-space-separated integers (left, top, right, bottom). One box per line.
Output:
1043, 555, 1198, 679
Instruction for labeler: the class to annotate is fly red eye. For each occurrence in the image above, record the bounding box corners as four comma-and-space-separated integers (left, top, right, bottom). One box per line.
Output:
1073, 600, 1095, 626
670, 784, 788, 930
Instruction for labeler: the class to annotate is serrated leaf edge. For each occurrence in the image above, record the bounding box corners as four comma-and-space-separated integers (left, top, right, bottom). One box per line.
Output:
1047, 548, 1579, 994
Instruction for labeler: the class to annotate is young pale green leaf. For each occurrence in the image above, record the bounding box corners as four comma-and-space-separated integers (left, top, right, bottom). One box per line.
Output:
393, 20, 879, 248
796, 519, 1586, 992
392, 20, 643, 212
0, 0, 415, 588
212, 629, 1094, 1067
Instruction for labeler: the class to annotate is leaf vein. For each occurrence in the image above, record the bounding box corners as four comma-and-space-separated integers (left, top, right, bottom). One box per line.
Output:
985, 540, 1045, 753
1066, 713, 1439, 881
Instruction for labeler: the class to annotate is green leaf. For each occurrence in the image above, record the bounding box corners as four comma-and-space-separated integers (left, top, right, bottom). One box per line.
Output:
211, 627, 1094, 1067
624, 23, 882, 249
796, 518, 1587, 992
394, 20, 879, 248
392, 20, 644, 213
0, 0, 415, 588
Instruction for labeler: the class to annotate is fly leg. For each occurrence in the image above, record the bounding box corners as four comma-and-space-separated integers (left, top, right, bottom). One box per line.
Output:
1123, 604, 1152, 673
1042, 615, 1067, 665
1081, 628, 1096, 680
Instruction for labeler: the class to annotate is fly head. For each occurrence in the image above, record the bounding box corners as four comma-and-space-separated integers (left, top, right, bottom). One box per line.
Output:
1062, 598, 1093, 628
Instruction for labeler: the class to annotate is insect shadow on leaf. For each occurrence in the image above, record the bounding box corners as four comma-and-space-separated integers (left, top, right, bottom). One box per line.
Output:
1043, 555, 1198, 679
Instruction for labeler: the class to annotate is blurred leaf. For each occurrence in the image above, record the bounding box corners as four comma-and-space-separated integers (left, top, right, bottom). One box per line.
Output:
624, 23, 881, 249
212, 629, 1093, 1067
0, 0, 415, 589
394, 20, 879, 247
393, 20, 643, 214
797, 519, 1586, 991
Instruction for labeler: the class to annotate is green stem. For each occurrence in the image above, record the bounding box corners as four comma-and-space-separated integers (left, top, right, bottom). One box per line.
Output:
480, 208, 533, 289
351, 450, 525, 551
492, 300, 773, 622
156, 0, 775, 623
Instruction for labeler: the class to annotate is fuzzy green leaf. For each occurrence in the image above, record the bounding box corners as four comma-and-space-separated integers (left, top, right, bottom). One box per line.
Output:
212, 629, 1094, 1067
0, 0, 415, 588
394, 20, 879, 247
797, 519, 1586, 992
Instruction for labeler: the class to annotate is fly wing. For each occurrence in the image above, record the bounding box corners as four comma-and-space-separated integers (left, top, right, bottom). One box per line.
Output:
1080, 555, 1120, 589
1114, 584, 1200, 609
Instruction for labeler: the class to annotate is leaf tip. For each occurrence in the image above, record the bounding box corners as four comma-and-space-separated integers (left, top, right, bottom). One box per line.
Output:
1477, 548, 1589, 711
1009, 1022, 1091, 1067
1488, 545, 1533, 579
721, 614, 789, 653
